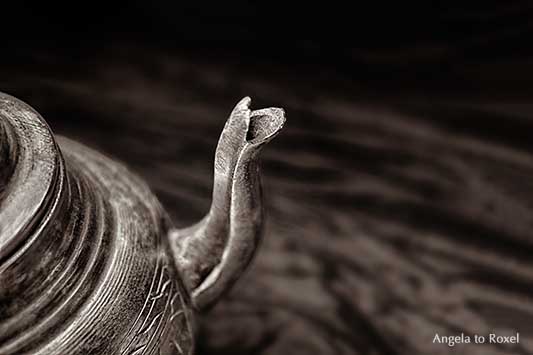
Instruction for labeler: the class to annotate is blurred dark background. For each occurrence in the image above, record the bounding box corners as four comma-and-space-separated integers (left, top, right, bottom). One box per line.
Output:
2, 2, 533, 355
3, 1, 533, 96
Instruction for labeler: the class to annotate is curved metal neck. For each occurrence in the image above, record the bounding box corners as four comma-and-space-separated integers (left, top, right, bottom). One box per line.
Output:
170, 97, 285, 310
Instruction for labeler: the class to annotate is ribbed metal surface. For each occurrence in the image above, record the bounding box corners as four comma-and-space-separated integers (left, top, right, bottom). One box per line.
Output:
0, 95, 193, 355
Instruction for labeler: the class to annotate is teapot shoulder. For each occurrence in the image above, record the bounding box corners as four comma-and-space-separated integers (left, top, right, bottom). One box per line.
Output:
47, 137, 195, 354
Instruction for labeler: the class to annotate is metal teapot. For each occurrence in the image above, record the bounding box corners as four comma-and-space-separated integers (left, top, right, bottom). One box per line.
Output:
0, 93, 285, 355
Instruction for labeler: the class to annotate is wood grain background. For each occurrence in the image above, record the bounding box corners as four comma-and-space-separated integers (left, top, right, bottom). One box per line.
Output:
2, 8, 533, 351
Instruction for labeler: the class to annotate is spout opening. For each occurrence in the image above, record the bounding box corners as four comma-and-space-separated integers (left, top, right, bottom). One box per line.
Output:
246, 108, 285, 145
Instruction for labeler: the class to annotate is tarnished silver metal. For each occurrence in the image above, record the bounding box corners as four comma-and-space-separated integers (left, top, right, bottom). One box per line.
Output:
0, 93, 285, 355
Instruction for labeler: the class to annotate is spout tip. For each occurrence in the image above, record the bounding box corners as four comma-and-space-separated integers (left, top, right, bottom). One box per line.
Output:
235, 96, 252, 111
246, 107, 286, 146
222, 97, 285, 151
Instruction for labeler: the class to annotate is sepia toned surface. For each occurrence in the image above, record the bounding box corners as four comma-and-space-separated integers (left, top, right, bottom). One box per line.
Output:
2, 45, 533, 355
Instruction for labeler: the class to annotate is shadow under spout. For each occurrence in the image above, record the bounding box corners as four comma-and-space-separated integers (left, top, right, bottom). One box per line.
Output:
169, 97, 285, 310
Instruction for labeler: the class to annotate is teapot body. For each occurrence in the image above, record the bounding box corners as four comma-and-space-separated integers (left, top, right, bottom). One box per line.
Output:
1, 131, 194, 354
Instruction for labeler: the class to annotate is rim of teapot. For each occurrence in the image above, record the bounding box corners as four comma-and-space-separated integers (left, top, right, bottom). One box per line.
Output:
0, 93, 63, 263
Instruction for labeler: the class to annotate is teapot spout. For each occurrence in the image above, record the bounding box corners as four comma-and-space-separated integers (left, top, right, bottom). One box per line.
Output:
169, 97, 285, 310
